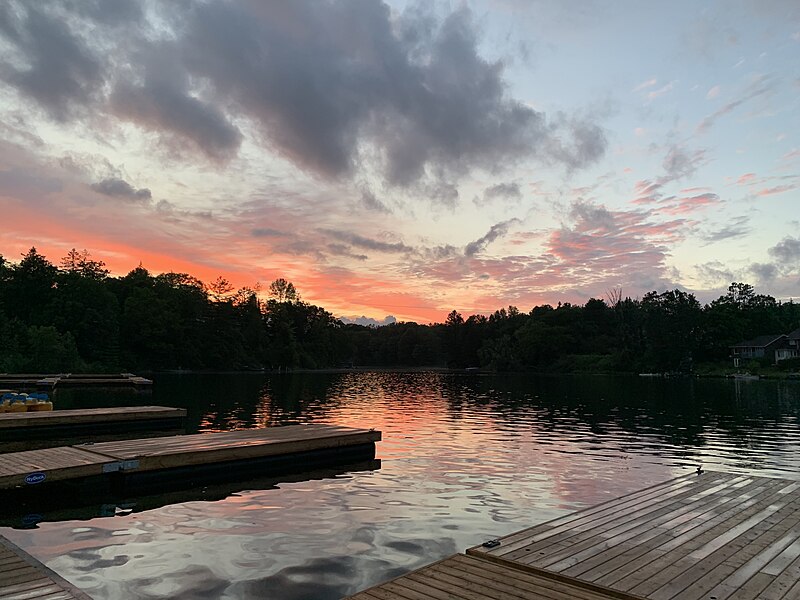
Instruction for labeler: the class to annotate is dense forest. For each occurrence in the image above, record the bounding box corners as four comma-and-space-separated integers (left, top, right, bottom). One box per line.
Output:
0, 248, 798, 374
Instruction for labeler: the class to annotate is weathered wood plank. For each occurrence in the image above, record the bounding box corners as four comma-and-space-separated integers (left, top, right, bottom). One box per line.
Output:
480, 473, 739, 566
0, 447, 115, 489
462, 472, 800, 600
581, 478, 784, 586
478, 473, 733, 562
0, 424, 380, 489
624, 482, 800, 597
74, 424, 380, 472
0, 406, 186, 429
0, 535, 92, 600
345, 554, 636, 600
528, 476, 758, 573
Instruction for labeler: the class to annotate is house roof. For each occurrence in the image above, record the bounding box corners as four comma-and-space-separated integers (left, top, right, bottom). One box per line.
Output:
731, 334, 786, 348
788, 327, 800, 340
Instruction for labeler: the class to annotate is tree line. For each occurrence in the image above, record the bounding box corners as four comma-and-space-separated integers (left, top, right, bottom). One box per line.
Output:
0, 248, 798, 374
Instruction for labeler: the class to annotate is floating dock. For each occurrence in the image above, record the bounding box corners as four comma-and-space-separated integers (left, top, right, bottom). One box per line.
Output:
0, 373, 152, 389
347, 553, 619, 600
0, 458, 381, 529
0, 424, 380, 493
0, 534, 91, 600
0, 406, 186, 438
349, 471, 800, 600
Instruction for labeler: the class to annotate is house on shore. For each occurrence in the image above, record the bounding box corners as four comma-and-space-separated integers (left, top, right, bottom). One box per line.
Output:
730, 328, 800, 367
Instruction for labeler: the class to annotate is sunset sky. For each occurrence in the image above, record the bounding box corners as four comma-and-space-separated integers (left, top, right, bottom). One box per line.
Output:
0, 1, 798, 324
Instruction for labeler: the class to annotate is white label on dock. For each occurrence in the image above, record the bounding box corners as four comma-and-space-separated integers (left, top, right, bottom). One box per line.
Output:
102, 462, 122, 473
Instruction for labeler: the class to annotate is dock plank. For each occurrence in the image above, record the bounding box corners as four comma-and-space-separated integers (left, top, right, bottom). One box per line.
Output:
0, 406, 186, 430
74, 423, 380, 471
345, 554, 629, 600
0, 536, 91, 600
579, 478, 785, 587
0, 447, 114, 488
466, 472, 800, 600
0, 424, 380, 489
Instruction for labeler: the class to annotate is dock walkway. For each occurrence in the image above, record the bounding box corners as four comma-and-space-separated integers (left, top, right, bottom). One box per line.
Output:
0, 424, 380, 491
0, 373, 152, 389
469, 471, 800, 600
0, 535, 91, 600
347, 553, 623, 600
0, 406, 186, 432
349, 471, 800, 600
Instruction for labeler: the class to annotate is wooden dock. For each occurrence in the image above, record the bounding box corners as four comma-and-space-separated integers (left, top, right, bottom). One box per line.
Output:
349, 471, 800, 600
347, 553, 622, 600
0, 534, 91, 600
0, 373, 152, 389
0, 406, 186, 433
0, 424, 380, 491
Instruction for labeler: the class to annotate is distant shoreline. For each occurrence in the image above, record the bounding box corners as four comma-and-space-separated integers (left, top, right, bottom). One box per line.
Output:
150, 367, 800, 380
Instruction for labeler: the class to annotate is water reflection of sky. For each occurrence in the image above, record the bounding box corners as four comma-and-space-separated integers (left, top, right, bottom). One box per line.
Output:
4, 373, 800, 599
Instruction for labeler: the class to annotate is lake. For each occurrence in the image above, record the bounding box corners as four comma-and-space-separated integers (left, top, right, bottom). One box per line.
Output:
3, 372, 800, 599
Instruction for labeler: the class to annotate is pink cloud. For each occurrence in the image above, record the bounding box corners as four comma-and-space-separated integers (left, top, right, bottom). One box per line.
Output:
647, 81, 675, 100
633, 78, 658, 92
737, 173, 756, 185
657, 192, 721, 215
757, 184, 797, 196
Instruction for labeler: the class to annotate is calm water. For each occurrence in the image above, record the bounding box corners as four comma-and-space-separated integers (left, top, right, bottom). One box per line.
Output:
3, 372, 800, 599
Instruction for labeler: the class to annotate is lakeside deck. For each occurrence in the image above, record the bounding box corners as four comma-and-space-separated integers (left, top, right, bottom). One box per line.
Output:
349, 471, 800, 600
0, 373, 152, 389
0, 424, 381, 492
0, 405, 186, 436
0, 534, 91, 600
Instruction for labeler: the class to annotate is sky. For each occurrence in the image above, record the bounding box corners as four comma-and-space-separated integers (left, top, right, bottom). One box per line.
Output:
0, 0, 798, 324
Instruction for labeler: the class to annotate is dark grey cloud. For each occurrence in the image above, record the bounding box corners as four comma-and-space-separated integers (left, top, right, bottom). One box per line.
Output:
662, 145, 706, 181
251, 227, 285, 237
424, 244, 459, 260
769, 236, 800, 264
695, 261, 735, 286
483, 182, 522, 202
326, 243, 368, 261
702, 216, 751, 243
465, 219, 519, 256
0, 3, 103, 119
110, 81, 242, 162
544, 114, 608, 172
2, 1, 607, 185
570, 201, 615, 231
750, 262, 778, 281
90, 177, 151, 201
360, 187, 390, 213
323, 229, 413, 254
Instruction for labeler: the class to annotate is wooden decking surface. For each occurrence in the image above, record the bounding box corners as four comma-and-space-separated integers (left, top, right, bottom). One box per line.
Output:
468, 471, 800, 600
0, 535, 91, 600
0, 373, 152, 388
0, 406, 186, 430
0, 424, 380, 490
345, 553, 625, 600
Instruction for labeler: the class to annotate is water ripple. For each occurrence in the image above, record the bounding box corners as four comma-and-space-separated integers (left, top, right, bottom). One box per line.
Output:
3, 373, 800, 599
